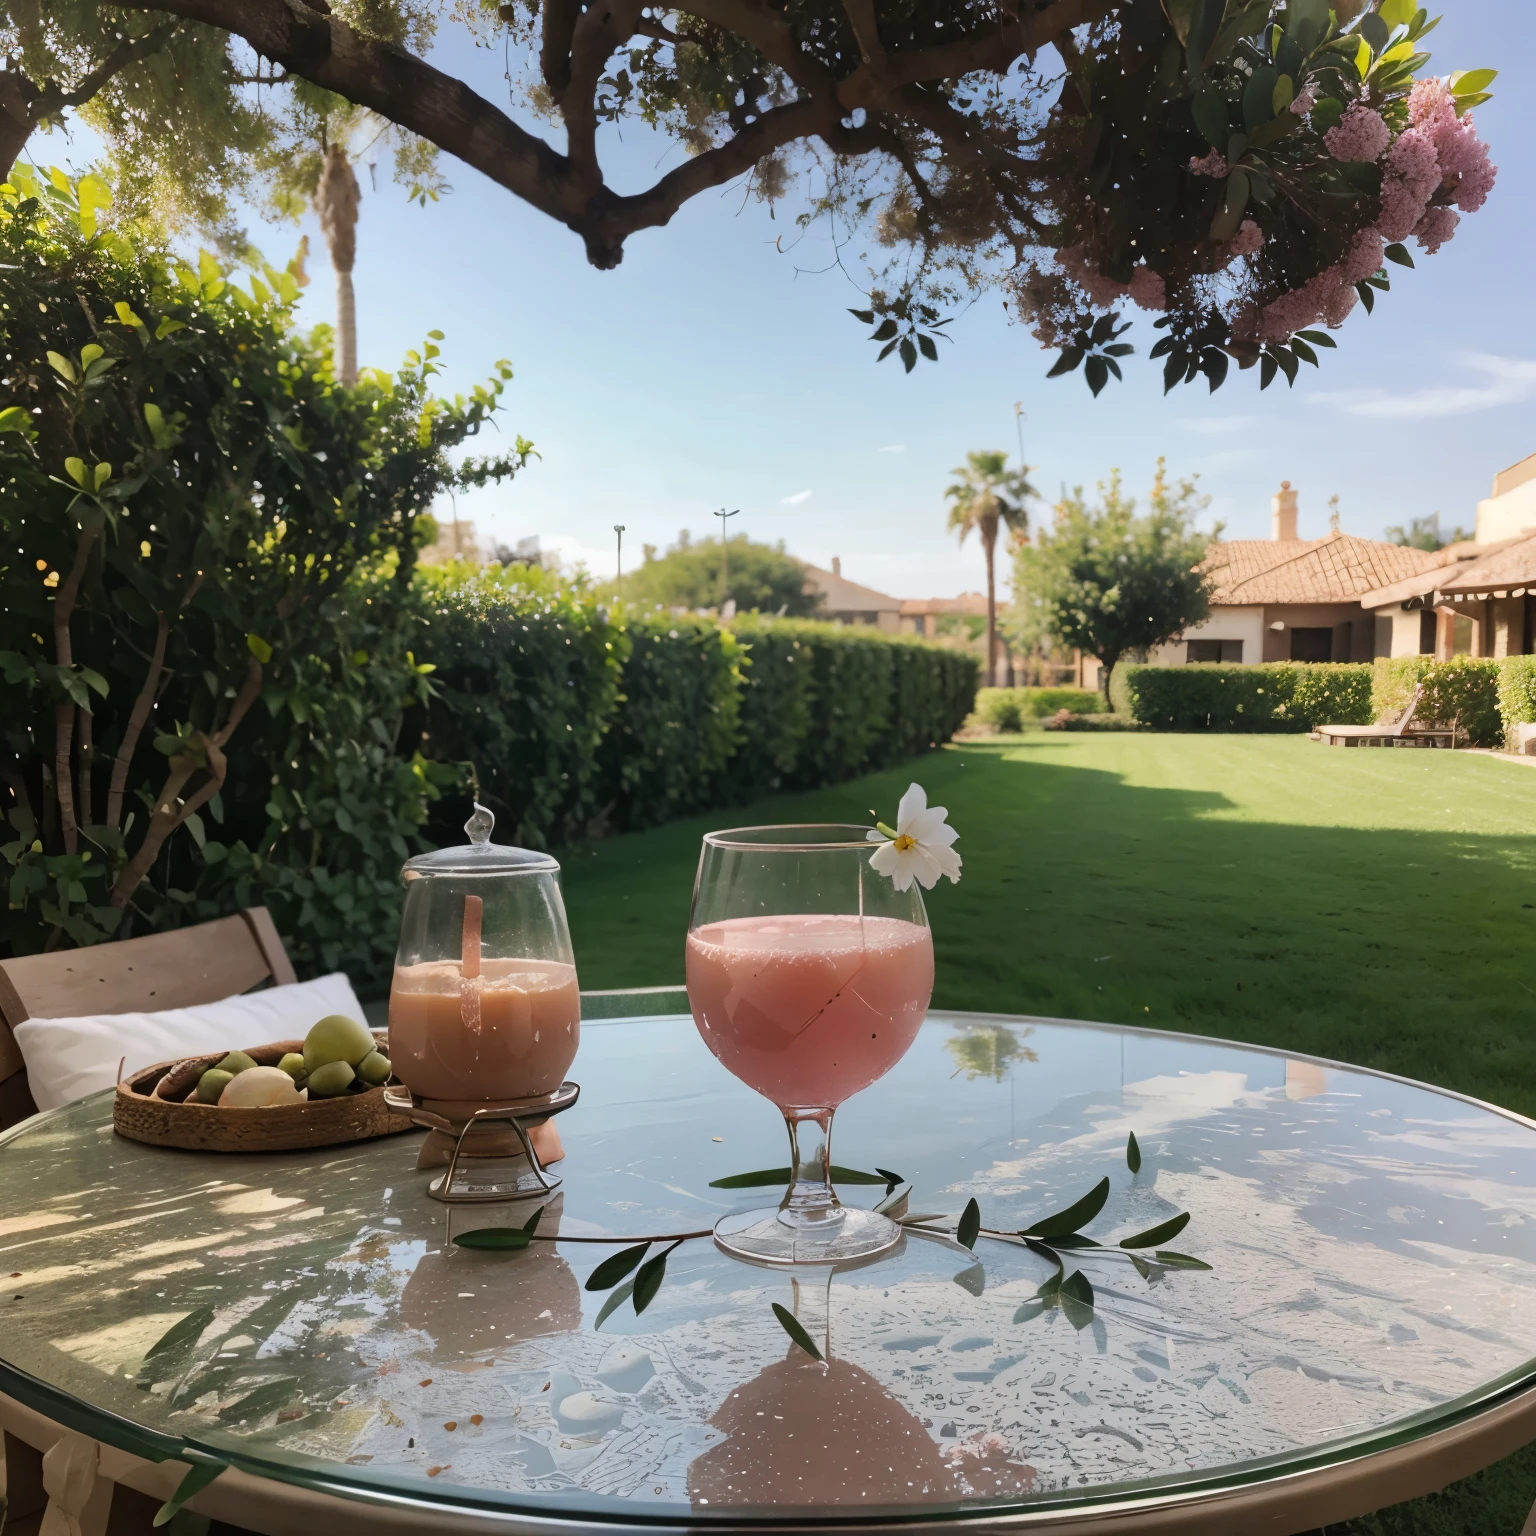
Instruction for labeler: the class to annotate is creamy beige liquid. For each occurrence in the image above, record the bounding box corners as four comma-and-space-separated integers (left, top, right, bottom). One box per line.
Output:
389, 957, 580, 1102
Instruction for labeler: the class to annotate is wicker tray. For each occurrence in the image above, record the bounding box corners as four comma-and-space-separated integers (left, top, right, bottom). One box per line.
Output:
113, 1031, 415, 1152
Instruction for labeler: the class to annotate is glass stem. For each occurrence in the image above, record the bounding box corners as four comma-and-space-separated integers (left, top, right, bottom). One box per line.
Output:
779, 1109, 843, 1228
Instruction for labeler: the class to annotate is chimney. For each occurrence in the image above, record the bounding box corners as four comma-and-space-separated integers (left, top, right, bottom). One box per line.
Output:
1271, 481, 1299, 541
831, 556, 842, 577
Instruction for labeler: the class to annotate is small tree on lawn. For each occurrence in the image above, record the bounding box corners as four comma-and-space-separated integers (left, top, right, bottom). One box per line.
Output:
1019, 461, 1213, 706
612, 535, 822, 617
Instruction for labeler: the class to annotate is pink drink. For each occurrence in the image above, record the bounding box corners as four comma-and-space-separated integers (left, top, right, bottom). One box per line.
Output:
686, 913, 933, 1111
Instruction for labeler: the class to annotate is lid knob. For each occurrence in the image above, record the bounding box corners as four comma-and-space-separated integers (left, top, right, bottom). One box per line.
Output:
465, 802, 495, 846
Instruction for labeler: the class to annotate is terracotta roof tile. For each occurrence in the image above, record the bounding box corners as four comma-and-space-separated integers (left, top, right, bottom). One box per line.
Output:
1437, 533, 1536, 595
1205, 532, 1441, 604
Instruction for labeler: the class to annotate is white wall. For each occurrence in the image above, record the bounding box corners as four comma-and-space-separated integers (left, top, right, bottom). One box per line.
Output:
1079, 606, 1267, 693
1386, 607, 1427, 657
1476, 478, 1536, 543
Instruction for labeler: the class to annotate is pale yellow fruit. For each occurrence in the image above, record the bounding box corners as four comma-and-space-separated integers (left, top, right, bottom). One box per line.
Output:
302, 1014, 375, 1073
196, 1068, 234, 1104
356, 1050, 392, 1086
219, 1066, 304, 1108
306, 1060, 356, 1098
277, 1053, 307, 1081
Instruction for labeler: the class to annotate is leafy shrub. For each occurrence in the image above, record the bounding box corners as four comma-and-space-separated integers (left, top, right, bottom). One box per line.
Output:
1121, 664, 1374, 732
973, 687, 1100, 731
412, 564, 626, 850
726, 615, 817, 798
1497, 656, 1536, 746
0, 168, 526, 974
1373, 656, 1502, 746
1043, 710, 1142, 732
878, 639, 979, 763
597, 614, 743, 831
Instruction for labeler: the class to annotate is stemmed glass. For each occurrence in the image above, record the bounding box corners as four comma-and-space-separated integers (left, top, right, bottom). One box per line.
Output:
686, 824, 934, 1264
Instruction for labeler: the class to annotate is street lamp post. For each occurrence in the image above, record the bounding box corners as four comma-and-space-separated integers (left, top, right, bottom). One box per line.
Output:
715, 507, 741, 605
614, 524, 626, 597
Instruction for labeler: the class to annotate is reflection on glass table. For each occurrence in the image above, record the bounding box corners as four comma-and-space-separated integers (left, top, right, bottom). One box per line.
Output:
2, 1002, 1536, 1531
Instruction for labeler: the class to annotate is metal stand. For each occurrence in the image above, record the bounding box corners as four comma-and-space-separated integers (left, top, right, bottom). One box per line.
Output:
383, 1081, 580, 1203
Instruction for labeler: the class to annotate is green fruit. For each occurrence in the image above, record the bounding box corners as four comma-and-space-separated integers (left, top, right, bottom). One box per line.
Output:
356, 1050, 392, 1086
217, 1050, 257, 1075
197, 1068, 234, 1104
277, 1053, 307, 1081
306, 1060, 356, 1098
302, 1014, 376, 1073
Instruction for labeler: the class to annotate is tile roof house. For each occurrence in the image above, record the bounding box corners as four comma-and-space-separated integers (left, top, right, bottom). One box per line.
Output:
898, 592, 988, 638
800, 558, 902, 632
1078, 482, 1444, 688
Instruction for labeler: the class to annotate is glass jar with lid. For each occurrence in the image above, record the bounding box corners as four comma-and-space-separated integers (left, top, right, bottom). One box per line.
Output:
389, 804, 580, 1115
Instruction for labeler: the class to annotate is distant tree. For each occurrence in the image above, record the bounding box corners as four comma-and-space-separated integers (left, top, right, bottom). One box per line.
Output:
610, 535, 822, 617
1019, 461, 1212, 705
944, 450, 1034, 686
1385, 512, 1472, 552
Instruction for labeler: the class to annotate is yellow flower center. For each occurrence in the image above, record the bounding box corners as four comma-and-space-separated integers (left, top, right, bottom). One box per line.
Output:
893, 833, 917, 852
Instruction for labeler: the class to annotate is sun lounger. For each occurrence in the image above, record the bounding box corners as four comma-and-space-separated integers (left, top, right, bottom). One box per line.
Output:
1312, 683, 1458, 748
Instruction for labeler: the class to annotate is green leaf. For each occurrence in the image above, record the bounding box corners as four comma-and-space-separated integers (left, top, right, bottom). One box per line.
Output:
153, 1462, 226, 1527
1126, 1132, 1141, 1173
1379, 0, 1416, 26
454, 1226, 532, 1250
771, 1301, 823, 1360
1290, 337, 1319, 366
1154, 1250, 1213, 1270
0, 405, 32, 434
1021, 1177, 1110, 1239
917, 333, 938, 363
707, 1165, 885, 1188
1023, 1237, 1066, 1268
1294, 329, 1337, 348
93, 461, 111, 490
1312, 96, 1345, 133
1356, 280, 1376, 314
1191, 88, 1229, 148
78, 667, 108, 698
1449, 67, 1497, 95
64, 455, 87, 487
1084, 355, 1109, 397
1242, 65, 1278, 130
1359, 11, 1389, 53
1271, 74, 1294, 115
871, 318, 898, 342
875, 1166, 905, 1193
1046, 346, 1084, 378
47, 350, 77, 383
899, 337, 918, 373
145, 1306, 215, 1360
594, 1280, 636, 1329
246, 633, 273, 664
1118, 1210, 1192, 1248
585, 1241, 650, 1291
154, 316, 186, 340
1036, 1232, 1099, 1249
956, 1197, 981, 1250
632, 1242, 675, 1315
1059, 1270, 1096, 1330
1384, 242, 1415, 268
848, 308, 875, 324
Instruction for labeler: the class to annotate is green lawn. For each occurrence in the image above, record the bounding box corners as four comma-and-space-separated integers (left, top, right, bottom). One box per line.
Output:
561, 734, 1536, 1536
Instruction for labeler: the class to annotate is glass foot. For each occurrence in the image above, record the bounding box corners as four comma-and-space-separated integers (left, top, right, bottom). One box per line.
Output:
713, 1206, 903, 1265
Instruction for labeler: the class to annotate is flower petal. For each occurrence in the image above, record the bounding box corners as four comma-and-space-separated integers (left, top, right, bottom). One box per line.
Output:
895, 783, 928, 833
888, 857, 916, 892
908, 807, 956, 845
931, 844, 963, 884
905, 843, 945, 890
866, 828, 887, 843
868, 841, 900, 878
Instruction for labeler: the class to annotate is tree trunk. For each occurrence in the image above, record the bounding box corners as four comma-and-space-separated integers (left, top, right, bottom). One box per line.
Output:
983, 528, 997, 687
1100, 653, 1117, 708
315, 143, 360, 385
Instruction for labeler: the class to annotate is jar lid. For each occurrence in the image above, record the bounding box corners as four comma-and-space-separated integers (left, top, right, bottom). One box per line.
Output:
402, 804, 559, 877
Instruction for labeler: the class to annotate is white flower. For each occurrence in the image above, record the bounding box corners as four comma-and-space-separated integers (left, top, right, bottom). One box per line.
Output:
867, 782, 962, 892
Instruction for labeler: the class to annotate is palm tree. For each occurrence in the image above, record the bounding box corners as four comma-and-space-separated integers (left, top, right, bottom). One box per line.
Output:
945, 450, 1035, 685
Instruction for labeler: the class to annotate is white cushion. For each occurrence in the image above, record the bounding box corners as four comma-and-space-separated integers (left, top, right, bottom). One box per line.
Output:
14, 973, 366, 1111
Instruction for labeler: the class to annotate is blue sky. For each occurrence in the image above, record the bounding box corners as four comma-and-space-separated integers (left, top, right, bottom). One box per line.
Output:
46, 2, 1536, 597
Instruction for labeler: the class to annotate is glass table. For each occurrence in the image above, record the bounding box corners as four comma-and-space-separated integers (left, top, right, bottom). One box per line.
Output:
3, 998, 1536, 1534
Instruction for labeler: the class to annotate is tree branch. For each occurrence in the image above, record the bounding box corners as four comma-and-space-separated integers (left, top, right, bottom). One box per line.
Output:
562, 0, 644, 189
52, 21, 182, 112
50, 521, 98, 857
105, 608, 168, 831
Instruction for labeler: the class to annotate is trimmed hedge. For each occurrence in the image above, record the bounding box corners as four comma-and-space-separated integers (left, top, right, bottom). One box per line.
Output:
1498, 656, 1536, 743
599, 615, 744, 831
1372, 656, 1502, 746
418, 598, 979, 842
972, 687, 1100, 731
1120, 663, 1374, 732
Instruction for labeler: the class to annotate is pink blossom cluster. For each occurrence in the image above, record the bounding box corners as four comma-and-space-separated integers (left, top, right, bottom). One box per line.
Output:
1253, 225, 1381, 340
1411, 79, 1497, 211
1289, 84, 1318, 117
1057, 246, 1167, 312
1377, 87, 1496, 240
1324, 103, 1390, 163
1413, 204, 1460, 253
1228, 218, 1264, 257
1188, 150, 1228, 178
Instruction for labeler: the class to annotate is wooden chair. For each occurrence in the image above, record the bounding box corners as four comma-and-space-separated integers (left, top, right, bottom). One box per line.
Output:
0, 907, 296, 1131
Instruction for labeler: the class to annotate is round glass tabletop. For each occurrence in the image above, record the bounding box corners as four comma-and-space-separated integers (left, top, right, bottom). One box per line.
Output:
3, 1004, 1536, 1529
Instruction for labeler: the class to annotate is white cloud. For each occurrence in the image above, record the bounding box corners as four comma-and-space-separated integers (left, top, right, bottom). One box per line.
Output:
780, 489, 813, 505
1309, 354, 1536, 420
878, 444, 905, 454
